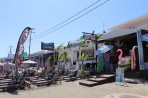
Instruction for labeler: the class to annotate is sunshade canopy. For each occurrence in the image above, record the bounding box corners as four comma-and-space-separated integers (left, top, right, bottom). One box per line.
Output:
22, 60, 37, 64
96, 45, 113, 55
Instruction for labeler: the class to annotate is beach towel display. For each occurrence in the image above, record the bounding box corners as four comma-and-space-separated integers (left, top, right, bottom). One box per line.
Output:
131, 46, 138, 70
97, 61, 105, 72
103, 53, 110, 72
117, 49, 131, 68
97, 54, 104, 72
96, 45, 113, 72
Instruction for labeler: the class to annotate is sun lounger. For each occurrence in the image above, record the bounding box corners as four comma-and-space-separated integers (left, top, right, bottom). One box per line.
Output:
0, 80, 16, 84
0, 71, 29, 90
0, 84, 19, 90
33, 80, 51, 86
0, 82, 16, 86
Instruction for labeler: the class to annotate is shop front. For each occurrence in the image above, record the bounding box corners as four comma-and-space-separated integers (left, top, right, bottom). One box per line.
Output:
97, 29, 148, 72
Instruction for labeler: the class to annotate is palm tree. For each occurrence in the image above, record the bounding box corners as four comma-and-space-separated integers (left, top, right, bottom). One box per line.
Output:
55, 44, 64, 51
47, 56, 52, 71
62, 51, 69, 70
90, 31, 103, 71
81, 52, 88, 71
67, 41, 73, 49
55, 44, 64, 71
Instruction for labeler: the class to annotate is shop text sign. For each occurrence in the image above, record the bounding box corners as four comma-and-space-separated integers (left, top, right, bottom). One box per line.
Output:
41, 42, 54, 50
83, 34, 95, 40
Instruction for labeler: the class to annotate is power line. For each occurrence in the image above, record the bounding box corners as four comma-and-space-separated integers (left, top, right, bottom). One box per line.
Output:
32, 0, 110, 40
32, 0, 102, 38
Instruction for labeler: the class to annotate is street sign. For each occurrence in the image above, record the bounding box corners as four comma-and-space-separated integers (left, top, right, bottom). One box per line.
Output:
23, 52, 27, 57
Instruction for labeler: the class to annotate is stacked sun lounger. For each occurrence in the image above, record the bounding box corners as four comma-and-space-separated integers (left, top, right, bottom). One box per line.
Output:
0, 78, 19, 90
62, 70, 78, 82
27, 76, 51, 86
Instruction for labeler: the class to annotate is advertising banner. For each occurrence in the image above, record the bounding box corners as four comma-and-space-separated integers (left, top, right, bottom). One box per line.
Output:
14, 27, 31, 64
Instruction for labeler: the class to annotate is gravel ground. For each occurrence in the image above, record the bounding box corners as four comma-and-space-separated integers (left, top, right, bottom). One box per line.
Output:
0, 80, 148, 98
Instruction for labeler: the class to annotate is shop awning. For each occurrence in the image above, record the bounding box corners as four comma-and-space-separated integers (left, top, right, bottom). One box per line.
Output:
98, 29, 139, 41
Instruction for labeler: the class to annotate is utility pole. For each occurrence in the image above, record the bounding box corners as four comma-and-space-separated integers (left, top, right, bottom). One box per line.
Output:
103, 22, 107, 33
29, 28, 35, 60
8, 46, 13, 55
8, 46, 13, 62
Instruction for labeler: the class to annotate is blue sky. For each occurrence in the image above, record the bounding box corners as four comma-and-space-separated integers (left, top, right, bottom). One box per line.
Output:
0, 0, 148, 57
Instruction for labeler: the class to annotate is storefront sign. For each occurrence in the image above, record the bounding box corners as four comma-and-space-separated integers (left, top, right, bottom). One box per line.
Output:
83, 34, 95, 40
72, 41, 91, 48
41, 42, 54, 50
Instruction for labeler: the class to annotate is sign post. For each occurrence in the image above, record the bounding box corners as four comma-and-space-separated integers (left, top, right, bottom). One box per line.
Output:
115, 68, 128, 86
116, 68, 124, 83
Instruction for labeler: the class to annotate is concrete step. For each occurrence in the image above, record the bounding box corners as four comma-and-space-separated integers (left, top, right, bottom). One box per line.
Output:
87, 78, 106, 83
88, 75, 97, 78
79, 80, 98, 87
79, 74, 115, 87
98, 74, 115, 78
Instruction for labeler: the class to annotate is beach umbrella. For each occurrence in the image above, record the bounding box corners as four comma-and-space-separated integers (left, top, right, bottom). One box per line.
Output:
142, 34, 148, 42
22, 60, 37, 64
96, 45, 113, 55
0, 62, 4, 66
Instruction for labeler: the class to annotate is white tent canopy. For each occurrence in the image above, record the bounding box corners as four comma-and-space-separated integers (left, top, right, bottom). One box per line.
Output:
22, 60, 37, 64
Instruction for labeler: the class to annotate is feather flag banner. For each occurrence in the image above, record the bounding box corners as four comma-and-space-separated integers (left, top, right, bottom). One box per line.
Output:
14, 27, 32, 64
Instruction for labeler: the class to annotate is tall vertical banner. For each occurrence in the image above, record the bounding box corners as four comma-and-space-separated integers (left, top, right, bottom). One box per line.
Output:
14, 27, 32, 65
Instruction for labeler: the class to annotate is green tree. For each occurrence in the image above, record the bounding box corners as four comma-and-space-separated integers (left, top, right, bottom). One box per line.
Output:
62, 51, 69, 70
47, 56, 52, 70
67, 41, 73, 49
81, 52, 88, 70
55, 44, 64, 70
